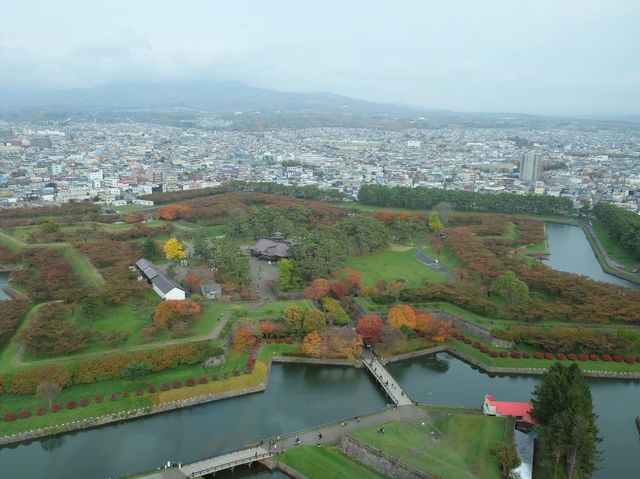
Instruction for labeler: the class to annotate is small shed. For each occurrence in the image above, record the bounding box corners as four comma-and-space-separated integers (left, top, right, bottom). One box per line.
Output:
201, 281, 223, 300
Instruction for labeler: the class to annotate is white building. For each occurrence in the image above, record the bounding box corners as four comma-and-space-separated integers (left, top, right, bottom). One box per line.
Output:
520, 152, 542, 183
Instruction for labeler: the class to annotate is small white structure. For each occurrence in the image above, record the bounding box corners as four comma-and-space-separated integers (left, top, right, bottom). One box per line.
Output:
135, 258, 185, 300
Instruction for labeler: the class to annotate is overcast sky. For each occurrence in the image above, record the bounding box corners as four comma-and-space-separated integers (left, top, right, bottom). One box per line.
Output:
1, 0, 639, 115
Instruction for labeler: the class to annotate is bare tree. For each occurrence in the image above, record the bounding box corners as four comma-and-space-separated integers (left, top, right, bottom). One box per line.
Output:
36, 381, 61, 407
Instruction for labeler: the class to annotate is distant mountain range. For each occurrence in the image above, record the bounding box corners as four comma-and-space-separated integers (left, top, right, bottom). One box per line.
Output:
0, 81, 433, 117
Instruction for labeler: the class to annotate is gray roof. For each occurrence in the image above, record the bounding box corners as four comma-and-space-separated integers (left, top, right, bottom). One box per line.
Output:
142, 266, 159, 280
152, 274, 184, 294
135, 258, 154, 271
251, 239, 290, 258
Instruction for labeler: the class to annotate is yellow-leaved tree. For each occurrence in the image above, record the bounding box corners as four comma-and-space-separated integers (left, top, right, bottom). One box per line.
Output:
163, 237, 187, 261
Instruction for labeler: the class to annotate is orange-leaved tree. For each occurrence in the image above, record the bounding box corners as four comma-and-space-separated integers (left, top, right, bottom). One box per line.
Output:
233, 327, 257, 351
301, 331, 323, 357
156, 204, 192, 221
356, 315, 384, 345
260, 320, 277, 338
388, 304, 417, 330
304, 278, 331, 300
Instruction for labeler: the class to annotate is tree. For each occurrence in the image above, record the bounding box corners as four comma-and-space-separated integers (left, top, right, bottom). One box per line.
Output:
356, 315, 384, 345
302, 309, 326, 333
233, 327, 257, 351
163, 237, 187, 261
490, 271, 529, 305
142, 237, 157, 258
531, 363, 600, 479
301, 331, 323, 357
283, 305, 305, 334
39, 219, 60, 233
279, 259, 295, 289
388, 304, 417, 330
156, 204, 191, 221
428, 211, 444, 232
495, 442, 520, 479
260, 320, 277, 338
184, 270, 203, 291
36, 381, 61, 407
377, 327, 407, 355
304, 278, 331, 300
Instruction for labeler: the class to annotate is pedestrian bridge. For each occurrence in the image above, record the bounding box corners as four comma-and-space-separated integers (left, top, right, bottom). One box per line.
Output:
362, 351, 413, 406
180, 446, 270, 478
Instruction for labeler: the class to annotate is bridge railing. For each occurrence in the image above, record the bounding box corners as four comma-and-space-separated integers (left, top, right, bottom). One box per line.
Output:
182, 450, 271, 478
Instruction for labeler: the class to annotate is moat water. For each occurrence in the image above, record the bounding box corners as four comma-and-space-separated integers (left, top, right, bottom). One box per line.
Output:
544, 222, 639, 290
0, 357, 637, 479
0, 273, 11, 300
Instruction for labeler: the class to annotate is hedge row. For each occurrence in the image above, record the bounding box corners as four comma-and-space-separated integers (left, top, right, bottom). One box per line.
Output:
8, 341, 223, 395
452, 332, 640, 364
2, 370, 248, 422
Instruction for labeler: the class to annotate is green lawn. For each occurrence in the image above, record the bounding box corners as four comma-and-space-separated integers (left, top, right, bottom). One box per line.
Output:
59, 245, 104, 287
243, 300, 316, 319
591, 219, 638, 267
353, 415, 507, 479
114, 204, 152, 213
279, 445, 388, 479
345, 247, 447, 287
421, 238, 464, 270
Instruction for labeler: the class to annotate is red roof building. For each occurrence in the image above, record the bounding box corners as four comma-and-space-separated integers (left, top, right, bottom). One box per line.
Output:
483, 394, 535, 425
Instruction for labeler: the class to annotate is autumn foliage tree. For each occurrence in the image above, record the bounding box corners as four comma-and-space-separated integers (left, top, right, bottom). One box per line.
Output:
183, 270, 203, 291
388, 304, 417, 330
233, 327, 257, 351
356, 315, 384, 345
304, 278, 331, 300
153, 300, 202, 331
156, 204, 192, 221
260, 320, 277, 338
163, 237, 187, 261
301, 327, 362, 359
301, 331, 323, 357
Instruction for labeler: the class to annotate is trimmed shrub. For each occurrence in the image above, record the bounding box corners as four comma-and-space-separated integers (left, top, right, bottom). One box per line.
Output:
511, 351, 521, 359
544, 352, 554, 360
173, 380, 183, 389
148, 386, 157, 393
18, 410, 31, 419
66, 401, 77, 410
464, 338, 472, 344
122, 391, 130, 398
624, 356, 635, 364
80, 398, 89, 407
556, 353, 566, 360
636, 356, 640, 363
245, 367, 252, 374
4, 412, 17, 422
490, 351, 498, 358
534, 352, 544, 359
234, 369, 241, 376
613, 355, 623, 363
51, 404, 61, 412
523, 352, 532, 359
160, 383, 170, 391
472, 341, 481, 349
223, 373, 229, 379
198, 376, 208, 384
285, 337, 294, 344
186, 378, 196, 387
481, 346, 489, 353
589, 354, 599, 361
275, 337, 284, 344
602, 354, 612, 362
567, 353, 577, 361
499, 351, 508, 358
136, 388, 144, 396
110, 393, 118, 401
36, 407, 47, 416
95, 395, 104, 403
578, 354, 588, 362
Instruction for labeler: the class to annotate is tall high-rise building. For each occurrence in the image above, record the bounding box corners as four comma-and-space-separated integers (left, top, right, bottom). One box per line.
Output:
520, 152, 542, 182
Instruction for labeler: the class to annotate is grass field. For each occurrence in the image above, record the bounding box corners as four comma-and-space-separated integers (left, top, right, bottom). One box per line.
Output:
353, 415, 508, 479
591, 219, 637, 267
345, 247, 447, 287
279, 445, 388, 479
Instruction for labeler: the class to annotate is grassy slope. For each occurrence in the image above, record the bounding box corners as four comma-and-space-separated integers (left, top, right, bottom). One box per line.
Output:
353, 415, 507, 479
279, 445, 388, 479
345, 247, 447, 287
591, 219, 637, 267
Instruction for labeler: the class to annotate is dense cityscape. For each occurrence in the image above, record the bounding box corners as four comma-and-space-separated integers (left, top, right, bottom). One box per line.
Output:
1, 117, 639, 211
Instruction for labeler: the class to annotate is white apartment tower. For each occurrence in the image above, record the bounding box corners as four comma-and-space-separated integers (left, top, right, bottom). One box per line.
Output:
520, 152, 541, 182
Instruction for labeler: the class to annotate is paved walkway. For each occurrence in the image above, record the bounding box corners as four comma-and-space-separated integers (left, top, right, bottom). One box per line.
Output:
362, 351, 413, 406
415, 237, 455, 283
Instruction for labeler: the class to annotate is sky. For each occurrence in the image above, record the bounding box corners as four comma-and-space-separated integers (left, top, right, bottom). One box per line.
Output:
1, 0, 639, 115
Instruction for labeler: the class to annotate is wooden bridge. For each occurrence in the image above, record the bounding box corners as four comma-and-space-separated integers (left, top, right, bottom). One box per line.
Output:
179, 446, 270, 478
362, 351, 413, 406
